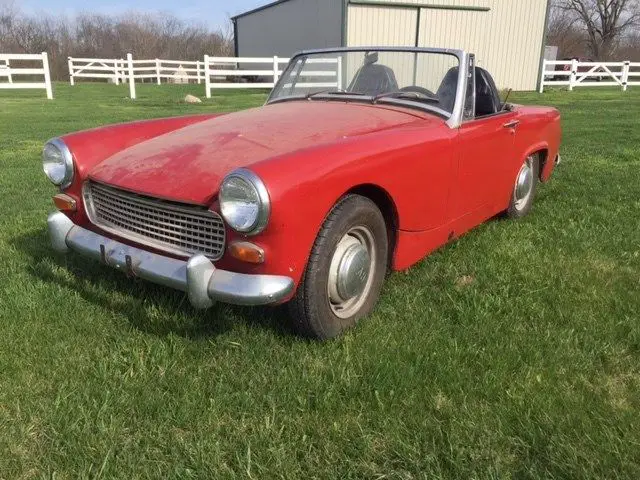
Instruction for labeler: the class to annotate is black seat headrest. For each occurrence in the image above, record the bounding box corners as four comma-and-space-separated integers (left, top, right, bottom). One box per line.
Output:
349, 63, 398, 96
436, 67, 459, 113
364, 52, 379, 66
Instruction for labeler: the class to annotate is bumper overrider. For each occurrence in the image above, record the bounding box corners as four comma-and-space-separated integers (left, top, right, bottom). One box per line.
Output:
47, 212, 295, 309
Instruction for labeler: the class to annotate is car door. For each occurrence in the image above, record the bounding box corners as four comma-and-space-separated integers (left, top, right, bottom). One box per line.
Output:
452, 68, 518, 221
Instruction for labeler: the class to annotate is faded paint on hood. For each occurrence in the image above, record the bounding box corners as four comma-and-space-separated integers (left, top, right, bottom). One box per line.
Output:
88, 101, 434, 204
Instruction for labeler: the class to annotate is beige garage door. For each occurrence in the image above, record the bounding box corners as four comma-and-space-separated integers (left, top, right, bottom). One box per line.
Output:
346, 5, 418, 87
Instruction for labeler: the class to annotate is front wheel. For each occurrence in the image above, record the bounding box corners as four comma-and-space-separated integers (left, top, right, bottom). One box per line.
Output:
288, 194, 388, 340
506, 154, 539, 219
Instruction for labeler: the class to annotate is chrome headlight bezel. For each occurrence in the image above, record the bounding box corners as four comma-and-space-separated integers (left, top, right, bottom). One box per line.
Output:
42, 137, 74, 189
219, 168, 270, 236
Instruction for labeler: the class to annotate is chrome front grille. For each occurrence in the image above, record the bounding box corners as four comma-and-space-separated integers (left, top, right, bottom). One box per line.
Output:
83, 181, 225, 260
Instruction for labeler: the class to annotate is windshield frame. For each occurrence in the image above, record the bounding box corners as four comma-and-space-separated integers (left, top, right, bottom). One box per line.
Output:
266, 47, 469, 128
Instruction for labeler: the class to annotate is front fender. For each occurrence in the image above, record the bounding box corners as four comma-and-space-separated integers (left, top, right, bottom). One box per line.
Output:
239, 122, 455, 286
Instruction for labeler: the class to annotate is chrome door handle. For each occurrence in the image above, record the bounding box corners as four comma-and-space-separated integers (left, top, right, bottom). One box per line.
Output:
503, 120, 520, 129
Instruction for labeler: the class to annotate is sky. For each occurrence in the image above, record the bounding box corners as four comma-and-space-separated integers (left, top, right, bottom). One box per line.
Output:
17, 0, 270, 30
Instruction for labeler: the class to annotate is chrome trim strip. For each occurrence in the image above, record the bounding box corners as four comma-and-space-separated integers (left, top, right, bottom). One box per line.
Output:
87, 182, 216, 218
296, 46, 465, 58
47, 212, 295, 307
83, 181, 226, 261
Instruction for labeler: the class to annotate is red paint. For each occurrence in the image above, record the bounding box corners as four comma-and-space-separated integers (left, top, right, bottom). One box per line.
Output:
86, 102, 427, 204
59, 99, 561, 300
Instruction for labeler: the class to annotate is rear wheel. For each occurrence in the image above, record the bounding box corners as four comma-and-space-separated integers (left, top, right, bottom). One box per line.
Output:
506, 154, 539, 219
288, 194, 388, 340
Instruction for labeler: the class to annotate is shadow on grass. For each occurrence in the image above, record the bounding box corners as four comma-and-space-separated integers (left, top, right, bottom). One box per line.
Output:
12, 227, 296, 341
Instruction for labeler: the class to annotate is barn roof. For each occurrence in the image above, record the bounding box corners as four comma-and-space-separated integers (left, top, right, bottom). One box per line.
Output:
231, 0, 295, 21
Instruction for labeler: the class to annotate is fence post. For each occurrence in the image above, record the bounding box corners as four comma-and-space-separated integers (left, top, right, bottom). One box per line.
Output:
273, 56, 279, 85
127, 53, 136, 99
197, 61, 201, 84
155, 58, 161, 85
67, 57, 74, 86
204, 55, 211, 98
113, 59, 120, 85
41, 52, 53, 100
337, 56, 343, 90
538, 59, 546, 93
569, 58, 578, 91
622, 61, 630, 92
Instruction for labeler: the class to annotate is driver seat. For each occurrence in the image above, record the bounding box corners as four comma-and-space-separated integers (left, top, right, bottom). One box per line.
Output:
436, 67, 459, 113
474, 67, 502, 116
349, 54, 398, 96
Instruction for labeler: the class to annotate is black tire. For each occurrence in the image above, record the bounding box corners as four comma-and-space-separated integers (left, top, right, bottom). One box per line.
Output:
288, 194, 388, 340
506, 154, 539, 219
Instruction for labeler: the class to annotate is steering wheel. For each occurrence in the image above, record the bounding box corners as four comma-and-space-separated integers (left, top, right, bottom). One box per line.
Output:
400, 86, 437, 99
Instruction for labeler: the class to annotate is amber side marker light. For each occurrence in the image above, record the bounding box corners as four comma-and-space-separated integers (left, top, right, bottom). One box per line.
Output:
228, 241, 265, 264
53, 193, 77, 212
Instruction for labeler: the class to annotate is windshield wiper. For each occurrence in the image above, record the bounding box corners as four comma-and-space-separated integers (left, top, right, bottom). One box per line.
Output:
372, 91, 440, 104
305, 89, 368, 100
270, 90, 367, 105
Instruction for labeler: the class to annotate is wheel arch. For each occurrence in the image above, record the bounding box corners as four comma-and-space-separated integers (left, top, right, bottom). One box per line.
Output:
521, 143, 549, 181
534, 148, 549, 181
345, 183, 399, 268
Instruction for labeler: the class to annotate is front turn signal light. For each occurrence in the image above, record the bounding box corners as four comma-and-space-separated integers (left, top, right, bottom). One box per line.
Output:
228, 241, 265, 264
53, 193, 77, 212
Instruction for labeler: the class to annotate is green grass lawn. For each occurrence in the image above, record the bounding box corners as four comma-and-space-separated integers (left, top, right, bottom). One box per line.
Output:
1, 82, 639, 479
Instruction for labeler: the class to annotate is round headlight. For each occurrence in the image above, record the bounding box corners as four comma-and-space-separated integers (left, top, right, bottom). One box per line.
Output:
219, 169, 270, 235
42, 138, 74, 188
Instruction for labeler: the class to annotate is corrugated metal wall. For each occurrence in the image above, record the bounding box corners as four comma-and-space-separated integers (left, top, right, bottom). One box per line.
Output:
346, 6, 417, 47
345, 6, 419, 83
236, 0, 343, 58
347, 0, 549, 90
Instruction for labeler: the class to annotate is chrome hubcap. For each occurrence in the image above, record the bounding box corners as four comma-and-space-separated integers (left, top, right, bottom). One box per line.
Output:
514, 156, 534, 210
328, 226, 376, 319
337, 242, 370, 299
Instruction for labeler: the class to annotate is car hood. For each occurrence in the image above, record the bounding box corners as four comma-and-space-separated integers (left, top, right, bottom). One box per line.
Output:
88, 101, 428, 204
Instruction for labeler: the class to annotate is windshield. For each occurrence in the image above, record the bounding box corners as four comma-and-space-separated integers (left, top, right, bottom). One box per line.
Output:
268, 49, 461, 116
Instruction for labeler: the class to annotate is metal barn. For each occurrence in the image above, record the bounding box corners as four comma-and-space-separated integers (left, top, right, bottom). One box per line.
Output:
232, 0, 551, 91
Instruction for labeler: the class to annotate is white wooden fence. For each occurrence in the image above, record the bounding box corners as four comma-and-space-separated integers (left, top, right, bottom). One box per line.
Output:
0, 52, 53, 99
203, 55, 342, 98
0, 59, 12, 83
69, 54, 206, 98
69, 56, 205, 86
539, 59, 640, 92
69, 54, 343, 100
203, 56, 289, 97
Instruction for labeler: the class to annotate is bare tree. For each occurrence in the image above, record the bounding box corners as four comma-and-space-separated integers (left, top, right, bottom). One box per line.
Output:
0, 5, 233, 80
555, 0, 640, 59
547, 4, 589, 58
618, 30, 640, 60
0, 0, 19, 50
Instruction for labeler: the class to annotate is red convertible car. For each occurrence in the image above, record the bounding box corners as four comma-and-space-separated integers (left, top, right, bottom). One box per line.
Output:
45, 47, 561, 339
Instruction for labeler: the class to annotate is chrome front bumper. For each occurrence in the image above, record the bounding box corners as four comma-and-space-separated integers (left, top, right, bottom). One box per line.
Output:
47, 212, 295, 309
